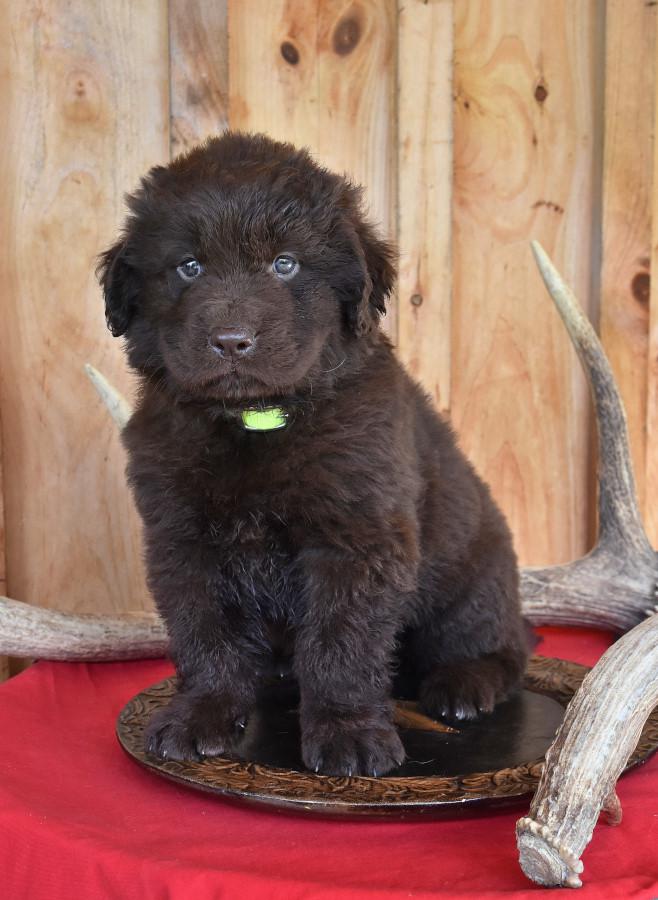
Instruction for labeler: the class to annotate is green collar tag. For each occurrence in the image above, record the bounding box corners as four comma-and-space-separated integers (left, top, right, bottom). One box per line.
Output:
241, 407, 289, 432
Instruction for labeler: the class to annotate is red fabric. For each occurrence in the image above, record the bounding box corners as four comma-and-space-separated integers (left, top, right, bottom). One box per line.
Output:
1, 628, 657, 898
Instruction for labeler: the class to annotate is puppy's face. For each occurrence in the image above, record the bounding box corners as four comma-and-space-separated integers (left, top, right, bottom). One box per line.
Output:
99, 133, 395, 403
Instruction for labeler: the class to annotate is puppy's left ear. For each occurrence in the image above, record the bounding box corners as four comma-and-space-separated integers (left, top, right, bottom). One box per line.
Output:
96, 241, 141, 337
344, 220, 397, 336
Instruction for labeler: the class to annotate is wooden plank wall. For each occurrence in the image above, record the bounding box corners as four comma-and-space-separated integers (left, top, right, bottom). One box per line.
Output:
397, 0, 454, 416
0, 1, 655, 634
601, 0, 656, 541
169, 1, 229, 154
452, 0, 603, 565
648, 13, 658, 549
0, 1, 168, 622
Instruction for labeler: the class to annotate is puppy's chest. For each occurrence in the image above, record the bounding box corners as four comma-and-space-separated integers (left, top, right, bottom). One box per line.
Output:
198, 436, 310, 537
200, 480, 299, 614
207, 503, 285, 555
180, 432, 322, 603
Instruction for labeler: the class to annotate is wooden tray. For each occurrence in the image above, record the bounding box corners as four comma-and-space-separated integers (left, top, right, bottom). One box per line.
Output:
116, 655, 658, 818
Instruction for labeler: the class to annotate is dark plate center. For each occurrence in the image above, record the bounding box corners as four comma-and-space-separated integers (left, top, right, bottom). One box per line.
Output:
237, 688, 563, 777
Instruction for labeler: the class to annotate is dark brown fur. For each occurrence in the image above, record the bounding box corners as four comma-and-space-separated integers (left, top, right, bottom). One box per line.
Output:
99, 132, 528, 776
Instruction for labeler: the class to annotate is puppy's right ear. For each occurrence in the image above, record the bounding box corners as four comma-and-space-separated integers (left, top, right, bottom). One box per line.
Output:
96, 241, 140, 337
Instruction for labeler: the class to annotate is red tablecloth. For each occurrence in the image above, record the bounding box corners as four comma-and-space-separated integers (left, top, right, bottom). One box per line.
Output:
1, 627, 657, 899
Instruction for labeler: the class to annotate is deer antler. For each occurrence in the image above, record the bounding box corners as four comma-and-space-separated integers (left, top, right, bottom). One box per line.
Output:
0, 595, 167, 660
516, 611, 658, 888
83, 363, 131, 429
514, 244, 658, 888
520, 242, 657, 631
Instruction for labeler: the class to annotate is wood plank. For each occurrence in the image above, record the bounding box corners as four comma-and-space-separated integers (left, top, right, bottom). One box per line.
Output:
600, 0, 656, 524
228, 0, 398, 339
169, 1, 229, 154
228, 0, 320, 148
0, 1, 169, 617
316, 1, 398, 340
451, 0, 603, 566
396, 0, 453, 415
647, 19, 658, 549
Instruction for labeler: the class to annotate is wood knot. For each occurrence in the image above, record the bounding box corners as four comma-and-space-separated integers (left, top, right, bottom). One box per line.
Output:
410, 294, 423, 307
534, 80, 548, 103
631, 271, 650, 306
63, 70, 101, 123
186, 83, 209, 107
280, 41, 300, 66
333, 15, 361, 56
532, 200, 564, 215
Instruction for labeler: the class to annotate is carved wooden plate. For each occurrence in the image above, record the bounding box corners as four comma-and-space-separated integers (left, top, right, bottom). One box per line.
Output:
116, 656, 658, 818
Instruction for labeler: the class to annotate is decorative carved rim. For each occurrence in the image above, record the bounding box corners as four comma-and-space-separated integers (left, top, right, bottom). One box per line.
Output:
116, 655, 658, 818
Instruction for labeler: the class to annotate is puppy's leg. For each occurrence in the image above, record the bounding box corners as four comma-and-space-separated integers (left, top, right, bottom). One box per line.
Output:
144, 562, 267, 762
417, 547, 528, 722
294, 549, 407, 777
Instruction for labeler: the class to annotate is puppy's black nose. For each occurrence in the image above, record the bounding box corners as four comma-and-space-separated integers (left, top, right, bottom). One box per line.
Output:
208, 328, 256, 360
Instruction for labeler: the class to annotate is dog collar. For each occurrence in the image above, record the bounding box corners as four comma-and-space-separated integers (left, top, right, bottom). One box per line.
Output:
240, 406, 289, 431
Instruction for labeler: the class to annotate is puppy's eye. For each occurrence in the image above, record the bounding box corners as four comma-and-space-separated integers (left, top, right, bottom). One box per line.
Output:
272, 254, 299, 279
176, 258, 203, 281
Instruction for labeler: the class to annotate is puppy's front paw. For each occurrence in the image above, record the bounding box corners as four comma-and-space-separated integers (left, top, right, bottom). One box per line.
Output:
302, 712, 405, 777
419, 652, 523, 722
145, 691, 249, 762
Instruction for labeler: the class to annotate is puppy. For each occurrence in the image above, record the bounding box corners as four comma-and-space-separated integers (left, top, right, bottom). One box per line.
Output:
99, 132, 528, 777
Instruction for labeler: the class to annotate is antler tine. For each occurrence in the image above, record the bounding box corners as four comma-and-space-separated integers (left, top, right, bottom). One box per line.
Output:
529, 242, 650, 555
520, 244, 657, 632
84, 363, 132, 429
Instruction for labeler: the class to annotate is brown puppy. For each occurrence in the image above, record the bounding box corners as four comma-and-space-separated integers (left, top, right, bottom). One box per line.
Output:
99, 132, 528, 777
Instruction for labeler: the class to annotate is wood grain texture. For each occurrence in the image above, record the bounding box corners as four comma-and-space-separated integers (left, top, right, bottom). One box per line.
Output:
0, 1, 169, 616
228, 0, 319, 147
599, 0, 656, 525
648, 38, 658, 549
169, 0, 229, 154
396, 0, 453, 415
452, 0, 602, 566
315, 0, 397, 344
228, 0, 398, 338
